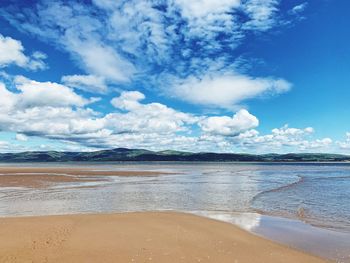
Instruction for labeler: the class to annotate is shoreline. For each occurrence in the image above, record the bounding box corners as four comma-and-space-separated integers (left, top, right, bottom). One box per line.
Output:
195, 211, 350, 262
0, 212, 326, 263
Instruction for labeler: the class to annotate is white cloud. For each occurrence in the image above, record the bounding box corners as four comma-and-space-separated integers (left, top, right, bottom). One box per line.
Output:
337, 132, 350, 150
302, 138, 332, 150
1, 106, 104, 138
14, 76, 89, 108
15, 133, 28, 142
62, 74, 107, 93
271, 126, 314, 136
0, 82, 17, 111
174, 0, 281, 41
107, 0, 170, 61
0, 83, 337, 153
0, 77, 101, 139
92, 0, 119, 9
175, 0, 240, 18
290, 2, 308, 15
0, 1, 331, 154
0, 34, 47, 70
71, 42, 135, 82
0, 141, 10, 152
242, 0, 280, 31
200, 109, 259, 136
0, 83, 264, 152
0, 139, 41, 153
0, 76, 332, 154
27, 51, 47, 71
7, 2, 134, 83
0, 34, 27, 67
111, 91, 146, 111
173, 72, 291, 108
109, 91, 196, 134
1, 0, 300, 99
0, 85, 198, 148
235, 125, 334, 152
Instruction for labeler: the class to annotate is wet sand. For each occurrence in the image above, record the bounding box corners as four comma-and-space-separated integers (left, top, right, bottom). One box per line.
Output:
0, 167, 168, 188
0, 212, 326, 263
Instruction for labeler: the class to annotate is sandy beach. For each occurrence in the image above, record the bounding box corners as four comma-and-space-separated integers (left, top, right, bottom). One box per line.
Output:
0, 212, 325, 263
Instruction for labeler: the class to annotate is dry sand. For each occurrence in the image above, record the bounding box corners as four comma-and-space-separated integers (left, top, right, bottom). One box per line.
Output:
0, 167, 168, 188
0, 212, 326, 263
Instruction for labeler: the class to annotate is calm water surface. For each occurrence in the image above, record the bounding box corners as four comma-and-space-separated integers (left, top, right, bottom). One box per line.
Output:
0, 162, 349, 261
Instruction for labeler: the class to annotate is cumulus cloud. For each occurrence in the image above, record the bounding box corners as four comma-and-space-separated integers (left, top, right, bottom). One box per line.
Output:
13, 76, 89, 108
0, 75, 335, 153
0, 80, 269, 152
199, 109, 259, 136
111, 91, 146, 111
1, 106, 104, 139
0, 34, 47, 70
0, 77, 101, 139
173, 73, 291, 108
302, 138, 332, 150
109, 91, 196, 134
0, 82, 17, 112
271, 126, 314, 136
0, 84, 199, 147
234, 125, 333, 152
0, 34, 27, 67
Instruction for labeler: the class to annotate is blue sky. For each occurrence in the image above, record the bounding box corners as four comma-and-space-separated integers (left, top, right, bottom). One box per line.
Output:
0, 0, 349, 153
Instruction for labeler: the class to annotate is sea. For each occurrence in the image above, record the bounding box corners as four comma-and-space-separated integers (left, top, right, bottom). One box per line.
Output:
0, 162, 349, 262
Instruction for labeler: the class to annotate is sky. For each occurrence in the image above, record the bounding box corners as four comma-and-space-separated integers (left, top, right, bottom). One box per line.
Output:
0, 0, 349, 154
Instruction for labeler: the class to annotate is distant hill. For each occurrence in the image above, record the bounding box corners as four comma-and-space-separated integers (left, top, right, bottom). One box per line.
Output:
0, 148, 349, 162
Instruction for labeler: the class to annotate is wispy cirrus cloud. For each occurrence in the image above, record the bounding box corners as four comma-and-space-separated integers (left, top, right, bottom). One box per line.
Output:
2, 1, 134, 81
290, 2, 308, 15
1, 0, 299, 107
62, 75, 108, 94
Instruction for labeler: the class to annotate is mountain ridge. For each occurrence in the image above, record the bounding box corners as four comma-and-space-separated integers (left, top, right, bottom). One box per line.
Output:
0, 148, 349, 162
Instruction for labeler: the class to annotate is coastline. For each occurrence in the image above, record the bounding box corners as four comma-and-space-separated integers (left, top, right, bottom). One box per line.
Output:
0, 212, 326, 263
